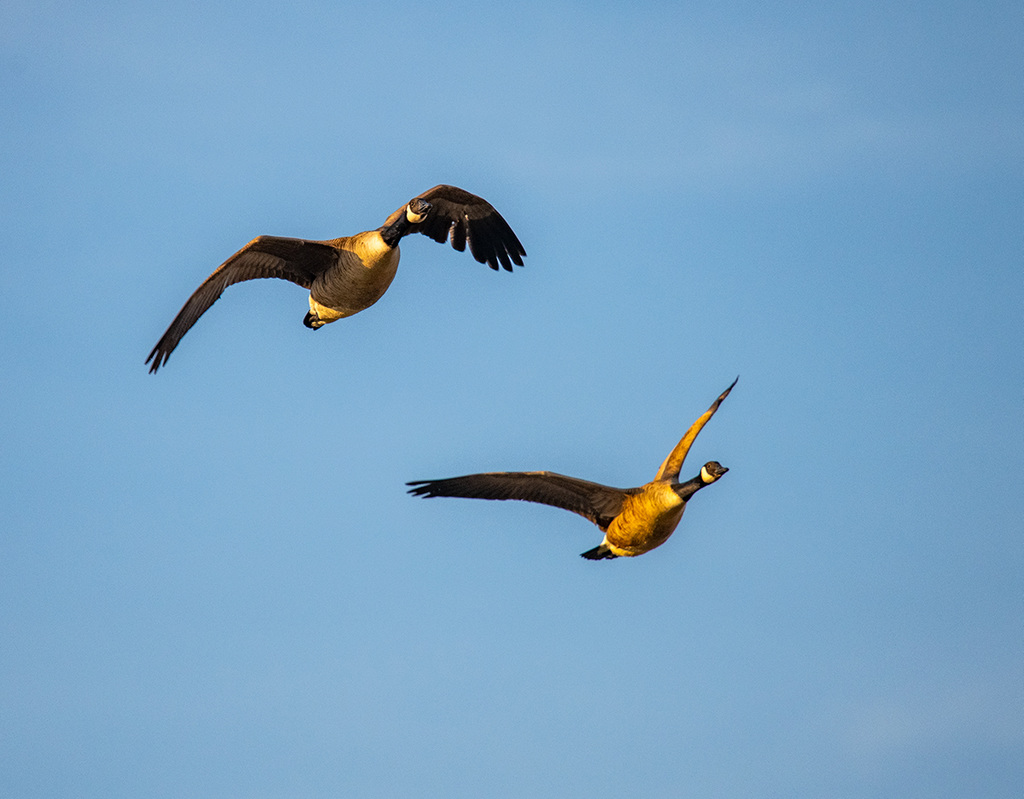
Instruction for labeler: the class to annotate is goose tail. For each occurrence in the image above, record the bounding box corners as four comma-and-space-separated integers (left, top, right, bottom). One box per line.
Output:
580, 543, 619, 561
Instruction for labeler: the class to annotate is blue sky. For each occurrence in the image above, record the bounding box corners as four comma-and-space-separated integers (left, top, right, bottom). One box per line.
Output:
1, 1, 1021, 797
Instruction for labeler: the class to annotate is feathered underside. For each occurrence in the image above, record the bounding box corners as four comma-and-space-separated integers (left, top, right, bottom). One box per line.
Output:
407, 470, 634, 531
383, 184, 526, 272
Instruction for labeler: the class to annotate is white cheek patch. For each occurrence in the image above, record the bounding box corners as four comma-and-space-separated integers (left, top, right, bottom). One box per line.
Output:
405, 204, 428, 224
700, 465, 718, 483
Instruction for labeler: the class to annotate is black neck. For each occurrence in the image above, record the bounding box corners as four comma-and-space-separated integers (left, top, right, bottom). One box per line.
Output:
673, 473, 706, 502
380, 212, 414, 248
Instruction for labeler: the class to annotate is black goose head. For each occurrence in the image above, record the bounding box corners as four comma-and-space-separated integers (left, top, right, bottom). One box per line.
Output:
699, 461, 728, 484
405, 197, 432, 224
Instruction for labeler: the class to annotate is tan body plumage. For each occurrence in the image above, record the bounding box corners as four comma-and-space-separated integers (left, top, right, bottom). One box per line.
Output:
408, 378, 737, 559
304, 231, 400, 324
146, 185, 525, 372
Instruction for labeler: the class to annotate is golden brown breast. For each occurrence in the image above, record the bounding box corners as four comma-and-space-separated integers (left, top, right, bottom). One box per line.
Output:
309, 231, 401, 319
604, 483, 686, 557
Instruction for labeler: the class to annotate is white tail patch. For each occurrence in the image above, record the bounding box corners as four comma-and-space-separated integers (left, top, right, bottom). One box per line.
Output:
308, 296, 350, 324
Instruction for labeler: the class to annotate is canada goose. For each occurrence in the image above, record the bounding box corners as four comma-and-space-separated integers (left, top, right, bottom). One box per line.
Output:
408, 377, 737, 560
146, 185, 526, 372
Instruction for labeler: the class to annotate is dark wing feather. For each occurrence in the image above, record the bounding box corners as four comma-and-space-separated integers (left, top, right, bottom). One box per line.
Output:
146, 236, 337, 373
653, 376, 738, 481
407, 471, 632, 531
384, 185, 527, 272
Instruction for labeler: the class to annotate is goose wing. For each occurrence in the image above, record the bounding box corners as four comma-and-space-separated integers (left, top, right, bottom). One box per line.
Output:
407, 471, 632, 531
384, 185, 526, 272
146, 236, 338, 373
653, 376, 738, 482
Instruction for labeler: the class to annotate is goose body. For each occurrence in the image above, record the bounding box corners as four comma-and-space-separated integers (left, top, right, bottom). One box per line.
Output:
408, 378, 737, 560
146, 185, 525, 372
305, 230, 400, 324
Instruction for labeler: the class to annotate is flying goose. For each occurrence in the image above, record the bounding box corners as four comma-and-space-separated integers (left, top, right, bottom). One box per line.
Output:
146, 185, 526, 372
408, 377, 737, 560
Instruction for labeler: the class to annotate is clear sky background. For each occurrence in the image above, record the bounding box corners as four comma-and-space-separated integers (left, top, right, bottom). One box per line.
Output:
2, 1, 1021, 797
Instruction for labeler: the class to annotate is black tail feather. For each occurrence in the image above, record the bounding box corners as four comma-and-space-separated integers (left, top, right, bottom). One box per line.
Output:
580, 544, 618, 560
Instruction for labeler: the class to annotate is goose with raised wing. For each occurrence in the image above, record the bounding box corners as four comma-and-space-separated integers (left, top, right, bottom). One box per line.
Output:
146, 185, 526, 372
408, 378, 737, 560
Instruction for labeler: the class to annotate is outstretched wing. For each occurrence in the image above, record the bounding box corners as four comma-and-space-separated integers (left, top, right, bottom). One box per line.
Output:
653, 376, 738, 482
146, 236, 338, 373
383, 185, 526, 272
407, 471, 632, 531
